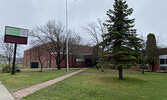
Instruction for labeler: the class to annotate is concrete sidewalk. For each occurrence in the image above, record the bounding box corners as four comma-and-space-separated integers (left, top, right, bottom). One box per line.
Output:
0, 81, 15, 100
13, 68, 87, 99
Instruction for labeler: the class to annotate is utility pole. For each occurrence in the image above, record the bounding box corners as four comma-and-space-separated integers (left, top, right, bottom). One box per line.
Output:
66, 0, 69, 72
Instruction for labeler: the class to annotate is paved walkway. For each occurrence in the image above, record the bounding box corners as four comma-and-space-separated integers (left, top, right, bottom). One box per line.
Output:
0, 81, 15, 100
13, 68, 87, 99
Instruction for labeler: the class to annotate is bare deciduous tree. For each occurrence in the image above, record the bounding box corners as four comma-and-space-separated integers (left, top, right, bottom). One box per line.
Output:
30, 20, 82, 70
82, 19, 107, 71
82, 18, 107, 45
0, 36, 14, 67
31, 40, 49, 72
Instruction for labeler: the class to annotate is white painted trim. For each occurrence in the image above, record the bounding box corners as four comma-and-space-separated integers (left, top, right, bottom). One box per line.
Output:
159, 55, 167, 59
159, 55, 167, 66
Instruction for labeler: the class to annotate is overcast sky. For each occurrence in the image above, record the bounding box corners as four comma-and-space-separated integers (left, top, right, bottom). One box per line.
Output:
0, 0, 167, 57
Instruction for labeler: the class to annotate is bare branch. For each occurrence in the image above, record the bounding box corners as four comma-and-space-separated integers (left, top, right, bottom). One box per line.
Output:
0, 36, 14, 66
30, 20, 82, 69
82, 18, 107, 45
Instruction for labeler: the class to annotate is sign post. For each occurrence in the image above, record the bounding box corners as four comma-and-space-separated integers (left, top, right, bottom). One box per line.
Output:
11, 43, 17, 75
4, 26, 28, 75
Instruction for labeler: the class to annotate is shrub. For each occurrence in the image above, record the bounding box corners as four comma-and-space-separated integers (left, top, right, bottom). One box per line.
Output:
2, 66, 18, 73
2, 66, 12, 73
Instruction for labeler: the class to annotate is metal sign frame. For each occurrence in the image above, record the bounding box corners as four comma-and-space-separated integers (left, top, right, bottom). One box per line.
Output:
4, 26, 29, 75
4, 26, 28, 44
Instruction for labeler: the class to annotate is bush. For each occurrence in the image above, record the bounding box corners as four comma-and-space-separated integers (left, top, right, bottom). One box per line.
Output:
2, 66, 12, 73
2, 66, 18, 73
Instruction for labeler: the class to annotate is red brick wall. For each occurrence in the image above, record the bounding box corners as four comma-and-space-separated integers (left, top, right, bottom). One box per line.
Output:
130, 66, 139, 71
76, 61, 87, 67
148, 57, 160, 71
23, 50, 89, 68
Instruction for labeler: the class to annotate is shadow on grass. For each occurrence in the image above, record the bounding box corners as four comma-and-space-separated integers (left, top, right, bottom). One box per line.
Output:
100, 76, 147, 85
123, 77, 147, 83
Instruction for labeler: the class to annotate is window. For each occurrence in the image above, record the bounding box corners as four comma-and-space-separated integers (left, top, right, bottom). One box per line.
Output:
160, 59, 165, 64
76, 59, 85, 62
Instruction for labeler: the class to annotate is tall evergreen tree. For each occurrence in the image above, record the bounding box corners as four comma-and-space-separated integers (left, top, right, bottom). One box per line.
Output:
146, 33, 158, 72
99, 0, 142, 79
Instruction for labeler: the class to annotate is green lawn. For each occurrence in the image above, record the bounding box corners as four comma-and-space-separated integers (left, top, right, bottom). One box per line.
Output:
0, 68, 80, 92
23, 68, 167, 100
0, 64, 8, 67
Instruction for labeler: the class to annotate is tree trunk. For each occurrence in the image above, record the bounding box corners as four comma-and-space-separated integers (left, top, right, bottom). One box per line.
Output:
118, 67, 123, 80
40, 64, 43, 72
101, 66, 104, 72
72, 55, 73, 67
96, 66, 99, 70
142, 66, 144, 74
152, 62, 155, 72
74, 57, 76, 67
9, 60, 11, 67
57, 63, 61, 70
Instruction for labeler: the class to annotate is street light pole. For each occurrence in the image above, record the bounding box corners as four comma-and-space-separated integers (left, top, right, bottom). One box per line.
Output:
66, 0, 69, 72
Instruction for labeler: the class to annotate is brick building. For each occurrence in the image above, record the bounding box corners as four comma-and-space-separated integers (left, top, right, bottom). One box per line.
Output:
148, 48, 167, 71
24, 42, 167, 71
23, 45, 93, 68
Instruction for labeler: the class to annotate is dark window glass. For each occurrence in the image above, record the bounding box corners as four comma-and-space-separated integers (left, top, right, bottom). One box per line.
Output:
166, 59, 167, 64
160, 59, 165, 64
